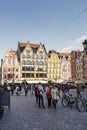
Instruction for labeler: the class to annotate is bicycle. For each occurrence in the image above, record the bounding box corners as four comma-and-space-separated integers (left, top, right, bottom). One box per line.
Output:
76, 97, 87, 112
61, 93, 87, 112
61, 94, 77, 109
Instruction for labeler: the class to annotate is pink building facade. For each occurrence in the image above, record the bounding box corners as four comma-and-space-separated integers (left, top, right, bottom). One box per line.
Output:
1, 50, 20, 84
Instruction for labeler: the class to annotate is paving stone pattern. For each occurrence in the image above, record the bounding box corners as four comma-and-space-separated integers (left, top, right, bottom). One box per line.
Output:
0, 89, 87, 130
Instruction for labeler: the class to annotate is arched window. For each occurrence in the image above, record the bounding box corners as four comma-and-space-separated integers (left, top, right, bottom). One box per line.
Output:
32, 60, 34, 65
44, 61, 47, 65
32, 55, 34, 59
26, 54, 31, 58
39, 61, 43, 65
22, 60, 25, 65
44, 55, 46, 59
36, 55, 38, 59
22, 54, 25, 58
39, 55, 43, 59
26, 60, 31, 65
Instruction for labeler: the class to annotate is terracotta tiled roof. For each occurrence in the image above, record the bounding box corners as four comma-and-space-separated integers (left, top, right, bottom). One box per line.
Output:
19, 42, 40, 48
30, 43, 40, 48
18, 43, 27, 47
59, 52, 70, 56
18, 42, 26, 52
18, 42, 41, 53
47, 53, 51, 57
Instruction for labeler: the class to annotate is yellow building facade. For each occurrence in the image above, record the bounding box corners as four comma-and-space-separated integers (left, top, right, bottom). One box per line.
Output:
47, 50, 61, 83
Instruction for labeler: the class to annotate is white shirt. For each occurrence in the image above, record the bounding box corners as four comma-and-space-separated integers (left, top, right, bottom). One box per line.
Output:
51, 87, 59, 100
38, 85, 44, 95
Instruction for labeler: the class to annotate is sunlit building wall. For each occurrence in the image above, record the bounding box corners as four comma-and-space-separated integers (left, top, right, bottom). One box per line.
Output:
17, 42, 48, 83
47, 50, 61, 83
59, 52, 71, 81
1, 50, 20, 84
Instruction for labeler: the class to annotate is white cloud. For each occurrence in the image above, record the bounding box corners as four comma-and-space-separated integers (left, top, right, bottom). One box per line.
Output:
61, 34, 87, 52
76, 35, 87, 44
61, 47, 73, 52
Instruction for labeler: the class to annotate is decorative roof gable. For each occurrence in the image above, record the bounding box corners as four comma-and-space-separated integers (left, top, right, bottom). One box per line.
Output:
18, 42, 46, 54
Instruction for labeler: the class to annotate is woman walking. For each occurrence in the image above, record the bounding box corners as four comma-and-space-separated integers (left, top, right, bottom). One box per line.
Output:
51, 85, 59, 109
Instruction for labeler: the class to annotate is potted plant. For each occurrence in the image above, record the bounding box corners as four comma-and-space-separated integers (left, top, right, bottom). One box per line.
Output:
0, 88, 4, 119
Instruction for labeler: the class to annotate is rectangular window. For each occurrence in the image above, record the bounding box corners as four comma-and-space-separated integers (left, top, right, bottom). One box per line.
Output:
22, 73, 25, 77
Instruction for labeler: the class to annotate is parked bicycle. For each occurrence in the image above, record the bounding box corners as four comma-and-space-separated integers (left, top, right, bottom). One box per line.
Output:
61, 93, 87, 112
61, 94, 77, 109
77, 97, 87, 112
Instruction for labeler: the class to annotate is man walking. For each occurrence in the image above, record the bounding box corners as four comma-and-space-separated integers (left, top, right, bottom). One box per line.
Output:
38, 82, 45, 108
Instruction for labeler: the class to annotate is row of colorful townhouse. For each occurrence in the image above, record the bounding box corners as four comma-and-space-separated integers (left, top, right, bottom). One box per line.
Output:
0, 40, 87, 85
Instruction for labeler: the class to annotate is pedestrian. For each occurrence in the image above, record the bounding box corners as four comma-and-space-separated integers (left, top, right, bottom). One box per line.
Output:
30, 84, 34, 96
11, 84, 15, 96
15, 85, 20, 96
38, 82, 45, 108
51, 85, 59, 109
76, 84, 82, 98
34, 84, 39, 103
46, 87, 52, 108
7, 84, 11, 91
24, 84, 28, 96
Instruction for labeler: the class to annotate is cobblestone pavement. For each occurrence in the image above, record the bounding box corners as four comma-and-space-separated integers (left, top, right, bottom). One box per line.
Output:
0, 89, 87, 130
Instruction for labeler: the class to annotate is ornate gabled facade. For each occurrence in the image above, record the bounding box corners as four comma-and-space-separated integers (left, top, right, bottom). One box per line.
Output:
47, 50, 61, 83
1, 50, 20, 84
1, 40, 87, 85
59, 52, 71, 81
70, 50, 77, 81
17, 42, 48, 83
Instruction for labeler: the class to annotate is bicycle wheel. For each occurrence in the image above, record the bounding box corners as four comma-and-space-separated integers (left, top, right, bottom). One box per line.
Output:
77, 98, 85, 112
61, 97, 68, 107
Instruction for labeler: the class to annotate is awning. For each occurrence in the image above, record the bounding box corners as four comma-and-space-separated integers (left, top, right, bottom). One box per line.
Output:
75, 80, 86, 84
26, 80, 47, 84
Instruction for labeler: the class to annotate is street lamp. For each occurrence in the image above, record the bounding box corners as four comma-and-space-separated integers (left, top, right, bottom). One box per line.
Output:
82, 39, 87, 51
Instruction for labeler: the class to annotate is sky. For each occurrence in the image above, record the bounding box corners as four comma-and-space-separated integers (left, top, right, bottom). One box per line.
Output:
0, 0, 87, 60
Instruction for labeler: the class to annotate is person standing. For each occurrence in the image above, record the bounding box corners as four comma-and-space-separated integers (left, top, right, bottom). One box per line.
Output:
30, 84, 34, 96
38, 82, 45, 108
11, 84, 15, 96
24, 84, 28, 96
46, 87, 52, 108
34, 84, 39, 103
76, 84, 82, 98
51, 85, 59, 109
